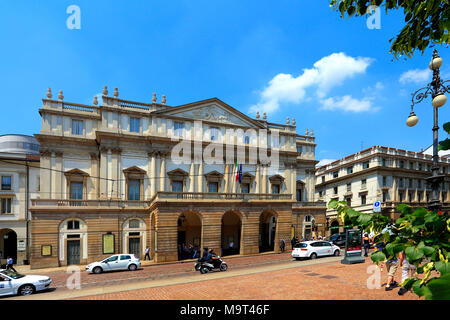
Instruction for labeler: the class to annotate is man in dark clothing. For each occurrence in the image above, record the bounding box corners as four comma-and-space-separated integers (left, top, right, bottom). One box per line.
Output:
291, 237, 296, 249
6, 257, 17, 273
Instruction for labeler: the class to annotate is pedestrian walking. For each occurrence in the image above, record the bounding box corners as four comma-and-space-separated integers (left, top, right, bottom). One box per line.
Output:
398, 251, 417, 296
6, 256, 17, 273
291, 236, 296, 249
383, 253, 399, 291
144, 247, 151, 261
279, 239, 286, 253
363, 233, 370, 257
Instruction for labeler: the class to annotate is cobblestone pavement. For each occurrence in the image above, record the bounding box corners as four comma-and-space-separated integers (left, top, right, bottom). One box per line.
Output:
71, 258, 421, 300
20, 252, 296, 292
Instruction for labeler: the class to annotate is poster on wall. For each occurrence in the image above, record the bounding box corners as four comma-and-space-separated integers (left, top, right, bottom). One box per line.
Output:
17, 240, 26, 252
103, 234, 115, 254
41, 245, 52, 256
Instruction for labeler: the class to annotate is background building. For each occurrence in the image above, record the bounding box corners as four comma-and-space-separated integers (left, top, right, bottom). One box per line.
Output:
315, 145, 450, 236
30, 88, 326, 268
0, 134, 40, 265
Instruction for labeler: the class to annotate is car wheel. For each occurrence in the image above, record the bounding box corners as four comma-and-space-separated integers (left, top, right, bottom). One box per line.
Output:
18, 284, 35, 296
200, 267, 209, 274
128, 264, 137, 271
334, 250, 340, 256
310, 253, 317, 260
93, 266, 103, 274
195, 263, 201, 271
219, 263, 228, 271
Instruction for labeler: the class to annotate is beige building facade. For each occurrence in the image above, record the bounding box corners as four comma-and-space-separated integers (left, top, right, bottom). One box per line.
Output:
315, 145, 450, 236
30, 88, 326, 269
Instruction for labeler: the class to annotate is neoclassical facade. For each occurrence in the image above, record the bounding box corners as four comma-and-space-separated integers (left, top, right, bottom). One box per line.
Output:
315, 145, 450, 236
30, 87, 326, 268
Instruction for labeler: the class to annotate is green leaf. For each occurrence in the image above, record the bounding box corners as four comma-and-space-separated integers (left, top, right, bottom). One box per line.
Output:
413, 279, 432, 298
357, 213, 372, 225
435, 261, 450, 275
420, 246, 435, 256
328, 200, 339, 209
371, 250, 386, 263
406, 246, 425, 262
424, 274, 450, 300
438, 139, 450, 151
443, 122, 450, 134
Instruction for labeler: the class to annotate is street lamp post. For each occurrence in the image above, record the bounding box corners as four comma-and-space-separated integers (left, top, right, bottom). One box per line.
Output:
407, 49, 450, 212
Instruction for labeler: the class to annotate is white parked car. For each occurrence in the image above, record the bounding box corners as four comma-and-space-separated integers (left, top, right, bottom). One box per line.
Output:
292, 241, 341, 260
0, 269, 52, 296
86, 254, 141, 274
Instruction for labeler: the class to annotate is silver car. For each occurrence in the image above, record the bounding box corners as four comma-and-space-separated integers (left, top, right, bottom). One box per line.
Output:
85, 254, 141, 274
0, 269, 52, 296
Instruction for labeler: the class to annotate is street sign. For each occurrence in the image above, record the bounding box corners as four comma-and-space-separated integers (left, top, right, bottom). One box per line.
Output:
373, 200, 381, 213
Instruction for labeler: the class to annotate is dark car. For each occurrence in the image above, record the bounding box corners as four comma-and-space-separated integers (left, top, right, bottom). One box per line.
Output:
329, 233, 346, 247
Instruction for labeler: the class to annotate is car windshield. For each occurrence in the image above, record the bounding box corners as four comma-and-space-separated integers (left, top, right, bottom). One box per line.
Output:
1, 270, 25, 279
294, 243, 308, 248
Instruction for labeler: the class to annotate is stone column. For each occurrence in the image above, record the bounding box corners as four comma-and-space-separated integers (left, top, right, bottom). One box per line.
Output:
155, 153, 161, 192
198, 162, 204, 193
255, 165, 261, 194
39, 151, 52, 199
392, 176, 397, 202
189, 161, 195, 192
90, 153, 99, 199
285, 164, 291, 197
224, 164, 229, 193
160, 153, 166, 192
99, 147, 108, 199
54, 152, 63, 199
262, 165, 267, 194
291, 165, 297, 201
150, 152, 156, 196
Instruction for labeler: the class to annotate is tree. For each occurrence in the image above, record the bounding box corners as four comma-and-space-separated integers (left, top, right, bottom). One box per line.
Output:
328, 200, 450, 299
329, 0, 450, 58
438, 122, 450, 151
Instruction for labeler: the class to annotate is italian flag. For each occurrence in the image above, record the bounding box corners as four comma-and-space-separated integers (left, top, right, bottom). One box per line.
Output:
235, 161, 242, 183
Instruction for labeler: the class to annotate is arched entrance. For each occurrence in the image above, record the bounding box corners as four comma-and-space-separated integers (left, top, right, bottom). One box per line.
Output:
0, 229, 17, 263
259, 211, 277, 253
221, 210, 241, 256
59, 218, 87, 266
330, 220, 340, 235
177, 211, 202, 260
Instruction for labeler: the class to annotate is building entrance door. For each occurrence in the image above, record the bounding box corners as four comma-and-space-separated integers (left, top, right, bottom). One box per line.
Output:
128, 238, 140, 259
67, 240, 80, 265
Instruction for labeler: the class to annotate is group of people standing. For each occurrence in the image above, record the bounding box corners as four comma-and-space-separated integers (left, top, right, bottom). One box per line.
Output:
178, 243, 201, 260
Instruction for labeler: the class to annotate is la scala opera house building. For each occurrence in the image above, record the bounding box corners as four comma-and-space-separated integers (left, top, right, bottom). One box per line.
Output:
30, 87, 326, 269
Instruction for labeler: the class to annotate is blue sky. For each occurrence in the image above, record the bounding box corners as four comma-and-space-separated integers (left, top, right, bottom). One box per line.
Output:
1, 0, 449, 164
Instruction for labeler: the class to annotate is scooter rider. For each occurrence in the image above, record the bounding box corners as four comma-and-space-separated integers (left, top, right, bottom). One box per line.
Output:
198, 247, 209, 262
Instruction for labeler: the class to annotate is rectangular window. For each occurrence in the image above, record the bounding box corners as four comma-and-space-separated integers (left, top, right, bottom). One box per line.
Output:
271, 135, 279, 149
319, 191, 323, 198
382, 158, 386, 167
361, 179, 367, 189
382, 176, 387, 187
271, 184, 280, 194
399, 178, 404, 188
241, 183, 250, 194
130, 117, 140, 133
174, 122, 183, 137
333, 171, 338, 178
418, 180, 422, 189
1, 176, 12, 190
346, 183, 351, 192
333, 186, 338, 195
210, 127, 219, 141
399, 160, 404, 169
409, 179, 413, 188
296, 189, 302, 201
70, 182, 83, 200
418, 192, 422, 202
363, 161, 370, 169
321, 176, 325, 183
383, 191, 387, 202
172, 181, 183, 193
208, 182, 218, 193
408, 192, 413, 202
347, 166, 353, 174
244, 135, 250, 145
399, 192, 403, 203
418, 163, 423, 171
296, 146, 302, 154
361, 195, 366, 205
128, 179, 140, 200
1, 198, 12, 214
72, 119, 83, 135
346, 197, 351, 206
67, 220, 80, 230
409, 162, 414, 170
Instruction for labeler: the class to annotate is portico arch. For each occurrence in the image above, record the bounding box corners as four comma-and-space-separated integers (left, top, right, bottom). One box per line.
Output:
177, 210, 202, 260
0, 229, 17, 263
259, 210, 278, 253
221, 210, 242, 256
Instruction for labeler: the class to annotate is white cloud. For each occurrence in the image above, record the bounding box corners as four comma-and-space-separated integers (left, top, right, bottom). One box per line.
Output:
399, 69, 431, 85
320, 95, 378, 113
250, 52, 373, 114
316, 159, 336, 168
